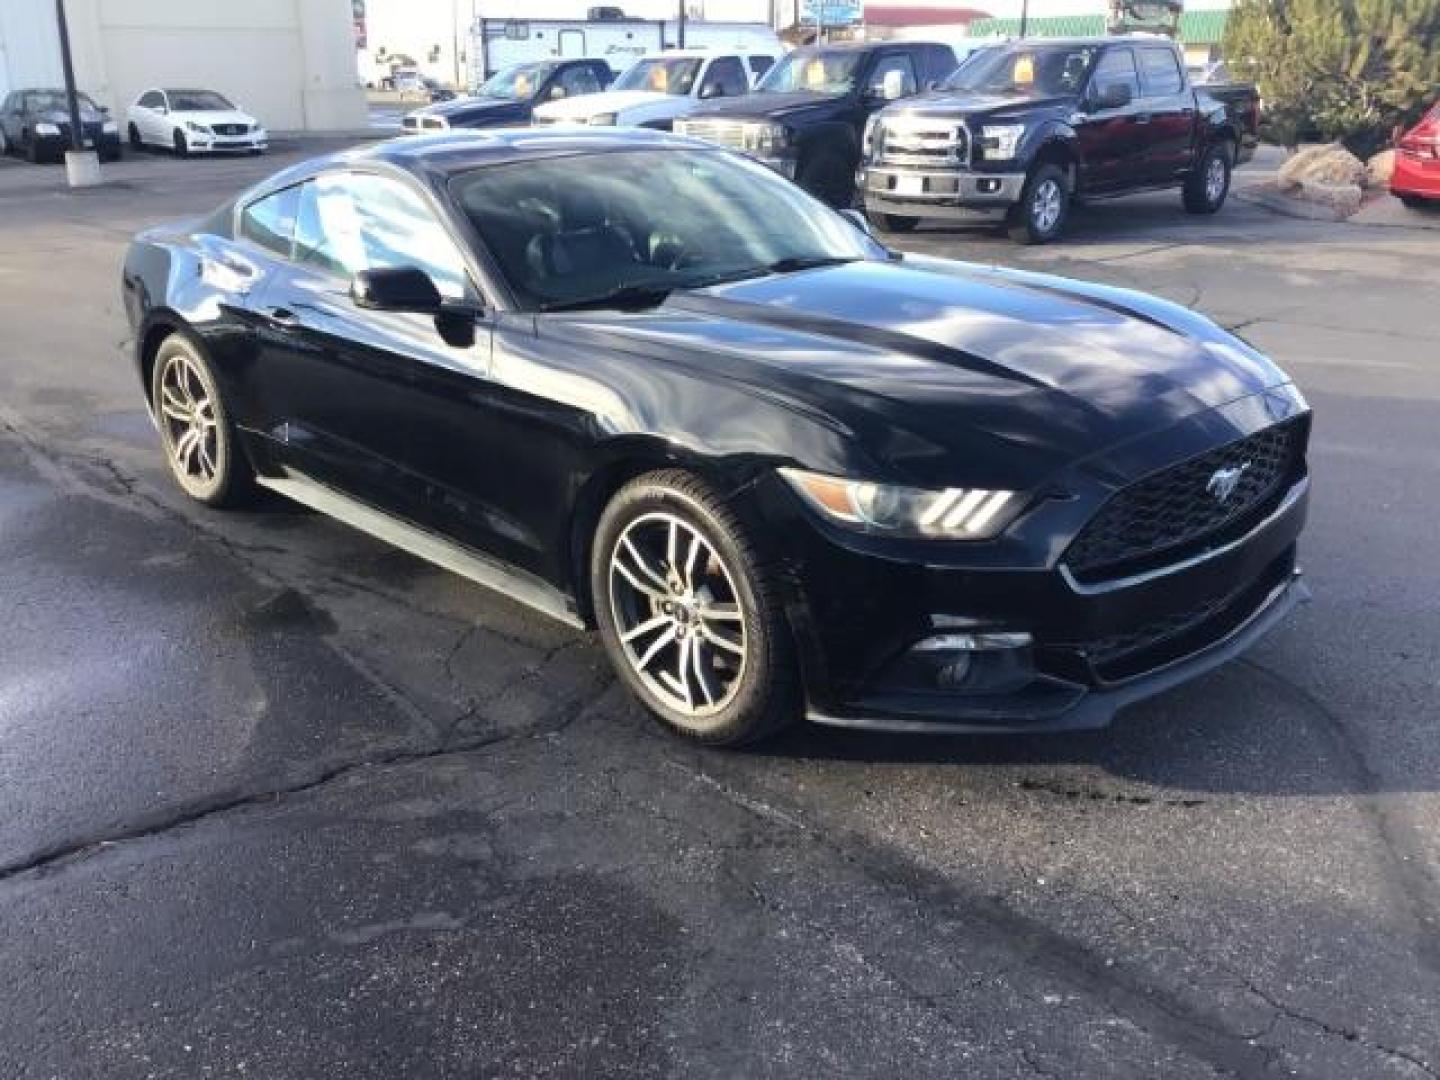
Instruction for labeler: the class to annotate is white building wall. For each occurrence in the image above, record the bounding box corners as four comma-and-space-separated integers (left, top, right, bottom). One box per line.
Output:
0, 0, 365, 130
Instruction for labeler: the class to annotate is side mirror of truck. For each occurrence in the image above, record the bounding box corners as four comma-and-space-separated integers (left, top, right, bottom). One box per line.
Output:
1090, 82, 1133, 111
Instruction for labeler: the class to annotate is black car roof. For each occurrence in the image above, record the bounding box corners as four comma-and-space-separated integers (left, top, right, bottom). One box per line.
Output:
247, 128, 714, 197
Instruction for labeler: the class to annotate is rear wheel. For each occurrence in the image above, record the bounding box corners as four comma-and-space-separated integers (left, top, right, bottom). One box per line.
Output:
591, 471, 801, 746
797, 149, 855, 209
150, 332, 252, 507
1183, 141, 1232, 214
1007, 163, 1069, 244
867, 211, 919, 233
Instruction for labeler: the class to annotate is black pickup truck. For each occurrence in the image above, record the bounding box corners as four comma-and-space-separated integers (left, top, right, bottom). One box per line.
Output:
859, 37, 1259, 243
675, 41, 957, 206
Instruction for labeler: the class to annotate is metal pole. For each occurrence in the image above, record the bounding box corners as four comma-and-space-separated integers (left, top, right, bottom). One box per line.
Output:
54, 0, 84, 152
451, 0, 461, 87
677, 0, 686, 48
1019, 0, 1029, 38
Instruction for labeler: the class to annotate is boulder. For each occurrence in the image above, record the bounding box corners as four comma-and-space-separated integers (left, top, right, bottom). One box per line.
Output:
1297, 178, 1364, 215
1367, 149, 1396, 188
1278, 143, 1368, 191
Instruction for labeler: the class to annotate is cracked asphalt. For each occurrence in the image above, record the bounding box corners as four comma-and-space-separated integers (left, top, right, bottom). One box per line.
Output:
1, 141, 1437, 1079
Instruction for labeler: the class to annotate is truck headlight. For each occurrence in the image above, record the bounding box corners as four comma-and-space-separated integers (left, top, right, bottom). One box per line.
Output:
981, 124, 1025, 160
34, 122, 60, 136
779, 468, 1021, 539
588, 112, 618, 126
741, 122, 790, 157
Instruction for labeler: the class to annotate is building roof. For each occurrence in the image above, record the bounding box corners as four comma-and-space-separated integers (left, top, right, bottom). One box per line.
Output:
967, 9, 1228, 44
864, 6, 992, 27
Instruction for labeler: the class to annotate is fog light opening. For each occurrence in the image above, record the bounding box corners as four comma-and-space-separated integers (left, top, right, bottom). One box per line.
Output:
906, 631, 1034, 693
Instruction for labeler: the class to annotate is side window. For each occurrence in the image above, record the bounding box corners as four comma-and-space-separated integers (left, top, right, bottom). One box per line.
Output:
295, 172, 475, 300
924, 46, 957, 85
868, 53, 918, 99
239, 186, 302, 257
747, 55, 775, 81
139, 90, 164, 109
1091, 48, 1140, 103
699, 56, 748, 99
555, 64, 602, 98
1139, 47, 1183, 97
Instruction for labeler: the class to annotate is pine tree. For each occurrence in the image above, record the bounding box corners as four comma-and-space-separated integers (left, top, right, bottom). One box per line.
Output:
1224, 0, 1440, 156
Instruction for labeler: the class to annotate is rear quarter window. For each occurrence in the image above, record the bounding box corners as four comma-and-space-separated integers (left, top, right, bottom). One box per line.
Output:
239, 185, 301, 257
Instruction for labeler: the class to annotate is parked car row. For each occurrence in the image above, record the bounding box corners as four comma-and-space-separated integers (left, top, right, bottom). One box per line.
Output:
406, 36, 1261, 244
0, 85, 266, 165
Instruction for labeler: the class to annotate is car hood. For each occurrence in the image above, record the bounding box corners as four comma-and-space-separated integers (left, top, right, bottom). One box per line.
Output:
536, 90, 678, 120
882, 90, 1076, 124
688, 90, 846, 123
35, 107, 106, 124
172, 109, 258, 127
555, 258, 1293, 489
417, 96, 528, 120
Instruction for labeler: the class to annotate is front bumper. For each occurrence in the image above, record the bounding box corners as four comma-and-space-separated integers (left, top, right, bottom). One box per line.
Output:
1391, 151, 1440, 199
185, 130, 268, 153
860, 165, 1026, 221
759, 404, 1312, 734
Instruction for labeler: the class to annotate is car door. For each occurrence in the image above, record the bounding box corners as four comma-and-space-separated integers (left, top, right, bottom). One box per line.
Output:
1136, 46, 1193, 184
1075, 46, 1144, 194
244, 169, 527, 556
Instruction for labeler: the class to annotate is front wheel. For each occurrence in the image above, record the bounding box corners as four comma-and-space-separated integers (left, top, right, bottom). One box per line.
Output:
150, 332, 252, 506
128, 122, 142, 149
1183, 142, 1232, 214
1399, 194, 1432, 210
173, 129, 188, 157
796, 150, 855, 209
591, 471, 801, 746
866, 211, 919, 234
1007, 163, 1070, 244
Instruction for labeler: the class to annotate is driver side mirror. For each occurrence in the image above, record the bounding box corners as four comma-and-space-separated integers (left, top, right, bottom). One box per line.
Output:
880, 69, 910, 101
1090, 81, 1132, 111
699, 81, 723, 100
351, 266, 443, 313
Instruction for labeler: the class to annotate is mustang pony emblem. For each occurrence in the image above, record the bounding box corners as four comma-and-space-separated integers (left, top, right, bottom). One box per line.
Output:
1206, 463, 1251, 504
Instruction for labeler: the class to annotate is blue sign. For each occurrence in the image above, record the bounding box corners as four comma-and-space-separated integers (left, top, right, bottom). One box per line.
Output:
800, 0, 863, 26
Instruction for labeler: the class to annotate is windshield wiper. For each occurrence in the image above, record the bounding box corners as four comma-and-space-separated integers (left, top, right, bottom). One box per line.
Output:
540, 284, 673, 313
765, 255, 860, 274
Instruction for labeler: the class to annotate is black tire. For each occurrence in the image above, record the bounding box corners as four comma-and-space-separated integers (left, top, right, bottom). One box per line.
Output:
27, 136, 46, 164
128, 123, 142, 150
173, 129, 188, 157
149, 332, 253, 507
797, 149, 855, 209
1007, 163, 1070, 244
591, 470, 801, 747
866, 211, 920, 233
1183, 141, 1232, 214
1399, 194, 1431, 210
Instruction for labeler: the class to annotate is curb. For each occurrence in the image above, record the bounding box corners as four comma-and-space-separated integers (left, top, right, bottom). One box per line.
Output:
1232, 185, 1349, 222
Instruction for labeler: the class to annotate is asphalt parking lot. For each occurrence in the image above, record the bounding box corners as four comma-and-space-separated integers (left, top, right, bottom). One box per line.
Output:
1, 141, 1438, 1079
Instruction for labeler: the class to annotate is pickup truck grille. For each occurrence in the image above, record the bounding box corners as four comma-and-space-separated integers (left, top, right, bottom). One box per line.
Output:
674, 119, 748, 152
1063, 420, 1305, 584
874, 117, 969, 166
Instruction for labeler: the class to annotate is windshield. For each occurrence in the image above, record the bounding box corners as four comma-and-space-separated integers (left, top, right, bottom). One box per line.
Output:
478, 63, 555, 101
612, 58, 703, 95
26, 90, 101, 113
168, 90, 234, 111
756, 49, 863, 96
943, 43, 1099, 96
449, 149, 870, 310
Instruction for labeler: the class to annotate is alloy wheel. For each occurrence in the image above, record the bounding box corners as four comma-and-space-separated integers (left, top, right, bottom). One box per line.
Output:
607, 511, 748, 718
1205, 156, 1227, 204
157, 349, 220, 486
1032, 178, 1063, 234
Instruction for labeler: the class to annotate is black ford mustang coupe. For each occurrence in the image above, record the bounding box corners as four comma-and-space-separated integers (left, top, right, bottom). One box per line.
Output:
121, 129, 1311, 745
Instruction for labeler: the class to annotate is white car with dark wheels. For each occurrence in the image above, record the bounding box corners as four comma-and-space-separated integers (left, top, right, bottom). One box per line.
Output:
532, 50, 775, 131
126, 88, 268, 156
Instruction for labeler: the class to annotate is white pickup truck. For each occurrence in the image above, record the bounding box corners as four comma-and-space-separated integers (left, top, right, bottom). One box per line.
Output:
531, 49, 777, 130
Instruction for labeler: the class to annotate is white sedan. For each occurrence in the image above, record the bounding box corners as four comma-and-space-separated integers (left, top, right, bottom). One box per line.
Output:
126, 88, 267, 156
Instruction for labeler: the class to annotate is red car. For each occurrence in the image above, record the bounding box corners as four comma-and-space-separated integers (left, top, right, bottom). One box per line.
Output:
1392, 103, 1440, 207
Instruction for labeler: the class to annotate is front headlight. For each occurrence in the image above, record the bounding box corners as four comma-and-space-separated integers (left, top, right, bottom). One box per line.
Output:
980, 124, 1025, 160
587, 112, 618, 126
185, 121, 210, 133
34, 122, 60, 136
102, 119, 118, 133
741, 121, 790, 157
779, 468, 1020, 539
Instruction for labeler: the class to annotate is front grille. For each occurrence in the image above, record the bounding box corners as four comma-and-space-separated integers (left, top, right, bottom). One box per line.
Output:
676, 119, 748, 151
213, 123, 249, 136
875, 118, 969, 166
1064, 420, 1304, 584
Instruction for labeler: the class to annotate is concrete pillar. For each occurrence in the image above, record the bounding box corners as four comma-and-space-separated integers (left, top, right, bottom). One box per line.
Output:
295, 0, 366, 130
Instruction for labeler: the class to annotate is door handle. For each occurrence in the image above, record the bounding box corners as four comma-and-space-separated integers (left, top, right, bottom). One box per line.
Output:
264, 306, 301, 328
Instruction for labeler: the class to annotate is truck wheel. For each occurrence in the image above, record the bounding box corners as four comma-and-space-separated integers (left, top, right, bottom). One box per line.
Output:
1183, 142, 1232, 214
1007, 164, 1069, 244
797, 150, 855, 209
866, 211, 919, 234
